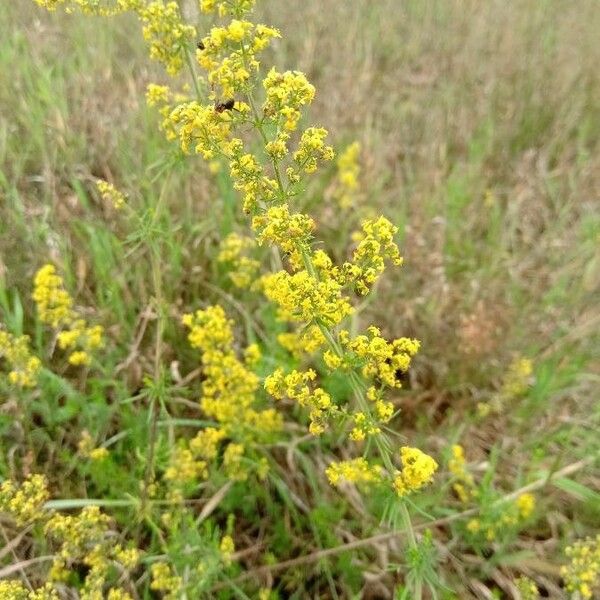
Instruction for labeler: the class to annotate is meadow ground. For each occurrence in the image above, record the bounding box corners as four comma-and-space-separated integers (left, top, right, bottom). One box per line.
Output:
0, 1, 599, 598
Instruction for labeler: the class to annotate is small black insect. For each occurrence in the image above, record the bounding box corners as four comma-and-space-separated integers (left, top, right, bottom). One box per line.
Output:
215, 98, 235, 113
197, 40, 205, 50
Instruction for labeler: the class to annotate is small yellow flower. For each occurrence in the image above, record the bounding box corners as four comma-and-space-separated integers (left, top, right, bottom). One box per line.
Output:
516, 493, 536, 519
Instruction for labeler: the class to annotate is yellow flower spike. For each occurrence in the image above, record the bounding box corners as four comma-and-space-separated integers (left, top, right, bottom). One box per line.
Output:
220, 534, 235, 565
223, 442, 247, 480
189, 427, 226, 460
182, 305, 282, 479
197, 21, 279, 98
393, 446, 438, 497
32, 264, 74, 328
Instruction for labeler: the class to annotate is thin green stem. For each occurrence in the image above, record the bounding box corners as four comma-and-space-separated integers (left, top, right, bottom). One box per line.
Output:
141, 177, 171, 516
184, 44, 204, 102
400, 502, 422, 600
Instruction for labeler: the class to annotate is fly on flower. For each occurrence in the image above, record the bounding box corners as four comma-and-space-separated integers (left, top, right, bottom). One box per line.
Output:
215, 98, 236, 112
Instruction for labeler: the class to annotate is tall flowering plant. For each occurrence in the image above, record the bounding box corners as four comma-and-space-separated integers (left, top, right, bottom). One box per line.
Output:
16, 0, 440, 596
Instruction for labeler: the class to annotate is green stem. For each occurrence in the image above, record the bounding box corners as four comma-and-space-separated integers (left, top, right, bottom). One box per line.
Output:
400, 502, 422, 600
184, 44, 204, 102
141, 178, 170, 515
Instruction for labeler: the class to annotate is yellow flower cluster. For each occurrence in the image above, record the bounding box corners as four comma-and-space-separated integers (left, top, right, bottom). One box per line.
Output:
336, 327, 420, 388
182, 305, 282, 480
365, 385, 395, 424
150, 562, 183, 600
227, 142, 279, 213
262, 269, 352, 328
393, 446, 439, 497
252, 204, 315, 265
333, 141, 361, 209
164, 444, 208, 485
264, 367, 335, 435
1, 475, 138, 598
277, 325, 325, 358
45, 506, 139, 595
33, 264, 104, 366
136, 1, 196, 75
0, 581, 59, 600
516, 492, 536, 519
217, 232, 261, 289
326, 447, 438, 498
560, 535, 600, 600
346, 217, 403, 294
168, 101, 234, 158
0, 330, 42, 388
293, 127, 335, 174
325, 457, 382, 487
96, 179, 126, 209
57, 319, 104, 366
262, 68, 315, 132
197, 21, 280, 98
448, 444, 475, 503
0, 474, 49, 525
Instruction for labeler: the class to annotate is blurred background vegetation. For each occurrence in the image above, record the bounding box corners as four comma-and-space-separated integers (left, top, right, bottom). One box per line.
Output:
0, 1, 599, 597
